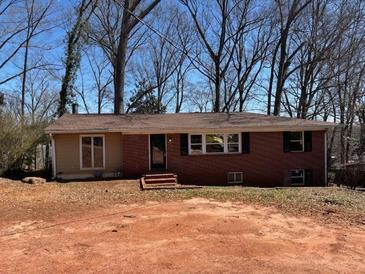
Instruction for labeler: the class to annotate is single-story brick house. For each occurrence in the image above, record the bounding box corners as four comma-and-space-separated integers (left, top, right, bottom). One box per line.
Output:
45, 112, 334, 186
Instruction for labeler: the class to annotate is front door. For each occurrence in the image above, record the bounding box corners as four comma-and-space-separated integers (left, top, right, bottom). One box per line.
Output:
150, 134, 166, 170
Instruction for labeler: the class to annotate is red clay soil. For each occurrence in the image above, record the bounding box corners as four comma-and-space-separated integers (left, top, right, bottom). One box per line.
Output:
0, 198, 364, 273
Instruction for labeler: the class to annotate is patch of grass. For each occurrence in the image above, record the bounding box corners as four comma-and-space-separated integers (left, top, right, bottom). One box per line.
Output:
1, 179, 364, 225
136, 186, 365, 224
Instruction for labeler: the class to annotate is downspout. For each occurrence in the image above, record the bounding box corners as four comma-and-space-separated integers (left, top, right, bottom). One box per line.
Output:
324, 130, 328, 186
50, 133, 57, 179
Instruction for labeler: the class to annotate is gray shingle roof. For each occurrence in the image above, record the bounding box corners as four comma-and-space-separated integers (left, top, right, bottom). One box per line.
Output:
45, 112, 335, 134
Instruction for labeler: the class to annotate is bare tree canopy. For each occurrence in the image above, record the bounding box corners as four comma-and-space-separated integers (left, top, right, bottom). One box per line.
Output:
0, 0, 365, 169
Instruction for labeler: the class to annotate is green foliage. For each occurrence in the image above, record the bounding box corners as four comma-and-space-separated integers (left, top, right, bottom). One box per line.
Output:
0, 114, 49, 174
128, 80, 166, 114
127, 80, 166, 114
57, 19, 82, 117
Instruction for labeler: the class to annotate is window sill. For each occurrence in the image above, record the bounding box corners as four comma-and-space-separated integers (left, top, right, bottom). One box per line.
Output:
288, 150, 305, 153
188, 152, 242, 156
80, 167, 105, 170
290, 183, 305, 186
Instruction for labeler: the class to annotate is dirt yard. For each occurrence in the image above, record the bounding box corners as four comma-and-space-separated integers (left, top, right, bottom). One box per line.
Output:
0, 179, 364, 273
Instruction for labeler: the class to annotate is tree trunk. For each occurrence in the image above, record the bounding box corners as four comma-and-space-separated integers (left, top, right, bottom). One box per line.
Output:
267, 44, 279, 115
114, 31, 128, 114
97, 88, 101, 114
21, 38, 30, 120
273, 39, 288, 116
213, 65, 220, 112
175, 77, 181, 113
340, 109, 346, 164
239, 87, 244, 112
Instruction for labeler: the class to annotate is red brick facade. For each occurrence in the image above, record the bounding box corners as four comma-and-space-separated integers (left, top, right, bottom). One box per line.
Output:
121, 131, 326, 187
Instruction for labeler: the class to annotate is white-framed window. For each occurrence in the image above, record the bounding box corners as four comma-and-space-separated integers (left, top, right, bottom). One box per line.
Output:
190, 134, 203, 155
227, 133, 240, 153
227, 172, 243, 183
188, 133, 241, 155
289, 132, 304, 152
206, 134, 224, 153
80, 135, 105, 169
289, 169, 305, 185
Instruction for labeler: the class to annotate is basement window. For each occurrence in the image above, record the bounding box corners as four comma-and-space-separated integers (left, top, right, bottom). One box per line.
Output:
80, 135, 105, 169
227, 172, 243, 184
290, 169, 304, 185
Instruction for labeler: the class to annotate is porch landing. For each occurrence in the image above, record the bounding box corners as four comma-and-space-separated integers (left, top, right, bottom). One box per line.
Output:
140, 173, 202, 190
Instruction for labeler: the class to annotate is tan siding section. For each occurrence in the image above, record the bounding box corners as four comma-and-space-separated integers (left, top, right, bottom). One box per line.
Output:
54, 133, 122, 177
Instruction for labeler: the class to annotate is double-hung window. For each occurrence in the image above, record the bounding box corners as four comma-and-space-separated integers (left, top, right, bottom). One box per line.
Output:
80, 135, 105, 169
189, 133, 241, 154
190, 134, 203, 154
227, 134, 240, 153
289, 132, 304, 152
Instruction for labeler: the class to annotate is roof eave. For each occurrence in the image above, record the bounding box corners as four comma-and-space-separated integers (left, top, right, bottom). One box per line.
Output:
45, 125, 334, 135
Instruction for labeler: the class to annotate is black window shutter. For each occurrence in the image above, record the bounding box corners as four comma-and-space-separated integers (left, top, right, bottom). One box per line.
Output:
305, 169, 313, 186
283, 132, 290, 152
180, 134, 188, 156
304, 131, 312, 152
242, 132, 250, 154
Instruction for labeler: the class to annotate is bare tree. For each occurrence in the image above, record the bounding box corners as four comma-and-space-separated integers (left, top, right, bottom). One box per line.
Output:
173, 58, 192, 113
57, 0, 97, 117
357, 103, 365, 163
24, 70, 58, 124
281, 0, 352, 119
87, 48, 113, 113
328, 2, 365, 164
267, 0, 312, 116
187, 85, 211, 112
222, 14, 272, 112
132, 5, 187, 113
89, 0, 161, 114
180, 0, 255, 112
0, 0, 56, 88
75, 47, 113, 113
20, 0, 54, 120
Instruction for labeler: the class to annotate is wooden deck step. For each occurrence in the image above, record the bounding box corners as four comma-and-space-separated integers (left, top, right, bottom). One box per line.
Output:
144, 173, 176, 179
144, 178, 176, 184
141, 173, 201, 190
142, 183, 202, 190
